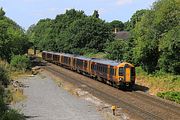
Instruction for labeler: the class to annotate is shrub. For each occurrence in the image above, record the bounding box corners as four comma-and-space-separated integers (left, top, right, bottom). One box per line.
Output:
10, 55, 31, 71
157, 91, 180, 104
0, 66, 9, 86
0, 109, 25, 120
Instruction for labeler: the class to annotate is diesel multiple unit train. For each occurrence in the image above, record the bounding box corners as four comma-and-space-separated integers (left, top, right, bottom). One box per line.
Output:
42, 51, 136, 89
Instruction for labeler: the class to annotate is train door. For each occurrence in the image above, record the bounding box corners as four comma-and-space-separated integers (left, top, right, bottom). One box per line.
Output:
125, 67, 131, 82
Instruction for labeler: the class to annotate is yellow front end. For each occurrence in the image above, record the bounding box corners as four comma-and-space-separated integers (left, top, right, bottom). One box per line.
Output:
117, 62, 135, 87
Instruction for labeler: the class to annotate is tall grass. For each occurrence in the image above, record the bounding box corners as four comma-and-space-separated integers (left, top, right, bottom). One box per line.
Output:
136, 67, 180, 95
0, 60, 25, 120
157, 91, 180, 104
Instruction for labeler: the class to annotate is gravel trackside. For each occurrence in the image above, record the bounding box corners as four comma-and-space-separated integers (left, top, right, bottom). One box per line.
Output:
12, 72, 104, 120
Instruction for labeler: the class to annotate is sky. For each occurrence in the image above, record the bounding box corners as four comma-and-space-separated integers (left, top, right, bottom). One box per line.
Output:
0, 0, 156, 30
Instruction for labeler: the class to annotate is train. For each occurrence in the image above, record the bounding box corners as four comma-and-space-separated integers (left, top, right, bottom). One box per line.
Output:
42, 51, 136, 89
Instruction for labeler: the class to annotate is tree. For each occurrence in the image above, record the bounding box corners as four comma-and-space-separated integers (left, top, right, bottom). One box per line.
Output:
27, 9, 113, 54
132, 0, 180, 73
92, 10, 99, 18
0, 8, 5, 17
104, 39, 127, 61
0, 9, 30, 62
124, 9, 148, 31
109, 20, 124, 31
158, 26, 180, 74
66, 17, 114, 53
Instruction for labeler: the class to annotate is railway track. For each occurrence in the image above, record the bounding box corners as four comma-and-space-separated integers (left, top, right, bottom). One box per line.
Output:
43, 63, 180, 120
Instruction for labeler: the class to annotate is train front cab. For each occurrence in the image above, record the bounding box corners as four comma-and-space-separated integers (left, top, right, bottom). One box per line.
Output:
117, 62, 135, 89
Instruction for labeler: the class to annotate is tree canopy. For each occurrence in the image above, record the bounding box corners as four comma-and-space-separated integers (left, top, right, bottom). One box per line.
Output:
0, 8, 30, 62
27, 0, 180, 75
109, 20, 124, 31
132, 0, 180, 73
27, 9, 114, 54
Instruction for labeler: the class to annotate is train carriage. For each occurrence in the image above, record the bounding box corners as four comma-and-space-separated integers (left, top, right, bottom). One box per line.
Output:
52, 52, 61, 64
74, 56, 91, 74
42, 51, 135, 89
42, 51, 53, 62
90, 58, 135, 88
60, 53, 75, 69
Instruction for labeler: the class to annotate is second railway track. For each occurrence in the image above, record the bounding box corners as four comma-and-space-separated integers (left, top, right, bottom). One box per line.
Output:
43, 63, 180, 120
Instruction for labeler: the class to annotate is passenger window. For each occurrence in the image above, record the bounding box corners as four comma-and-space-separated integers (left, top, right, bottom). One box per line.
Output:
119, 67, 124, 76
110, 67, 114, 75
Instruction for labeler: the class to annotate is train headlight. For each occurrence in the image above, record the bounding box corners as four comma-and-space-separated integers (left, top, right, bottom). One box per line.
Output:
119, 78, 123, 81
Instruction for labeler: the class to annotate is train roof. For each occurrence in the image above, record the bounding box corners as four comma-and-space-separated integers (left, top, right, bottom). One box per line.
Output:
52, 52, 62, 55
75, 56, 91, 61
42, 51, 122, 66
91, 58, 121, 66
61, 53, 75, 57
42, 51, 54, 54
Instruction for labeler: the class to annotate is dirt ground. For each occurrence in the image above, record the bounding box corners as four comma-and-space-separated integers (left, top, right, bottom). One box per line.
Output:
11, 69, 130, 120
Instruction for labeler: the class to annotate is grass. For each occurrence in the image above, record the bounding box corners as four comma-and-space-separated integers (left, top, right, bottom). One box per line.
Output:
157, 91, 180, 104
132, 67, 180, 104
0, 60, 25, 120
0, 60, 29, 104
136, 67, 180, 95
0, 109, 25, 120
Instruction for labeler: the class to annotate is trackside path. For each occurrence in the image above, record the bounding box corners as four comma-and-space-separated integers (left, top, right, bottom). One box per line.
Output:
12, 72, 104, 120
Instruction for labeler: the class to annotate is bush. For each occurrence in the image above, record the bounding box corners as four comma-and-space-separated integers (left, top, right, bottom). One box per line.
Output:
0, 96, 8, 117
0, 109, 25, 120
10, 55, 31, 71
0, 66, 9, 86
157, 91, 180, 104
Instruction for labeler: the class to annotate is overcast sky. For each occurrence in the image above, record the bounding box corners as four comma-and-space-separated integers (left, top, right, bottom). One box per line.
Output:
0, 0, 156, 30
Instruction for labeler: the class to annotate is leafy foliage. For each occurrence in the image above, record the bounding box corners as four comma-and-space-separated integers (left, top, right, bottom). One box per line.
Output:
27, 9, 113, 54
0, 8, 31, 62
0, 7, 5, 17
10, 55, 31, 71
0, 65, 24, 120
92, 10, 99, 18
0, 66, 9, 86
0, 109, 25, 120
27, 0, 179, 75
66, 17, 114, 53
158, 26, 180, 74
109, 20, 124, 31
132, 0, 180, 73
104, 39, 126, 61
157, 91, 180, 104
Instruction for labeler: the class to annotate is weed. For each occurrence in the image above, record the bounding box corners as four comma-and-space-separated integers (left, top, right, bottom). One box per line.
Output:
157, 91, 180, 104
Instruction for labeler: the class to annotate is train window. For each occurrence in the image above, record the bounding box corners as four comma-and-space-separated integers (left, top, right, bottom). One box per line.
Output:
103, 66, 105, 73
105, 66, 107, 73
84, 61, 87, 68
80, 60, 82, 66
110, 67, 114, 75
92, 64, 95, 70
68, 58, 70, 64
119, 67, 124, 76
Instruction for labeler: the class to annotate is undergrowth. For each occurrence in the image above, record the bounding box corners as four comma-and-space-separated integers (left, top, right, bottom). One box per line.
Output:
0, 60, 25, 119
136, 67, 180, 103
157, 91, 180, 104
